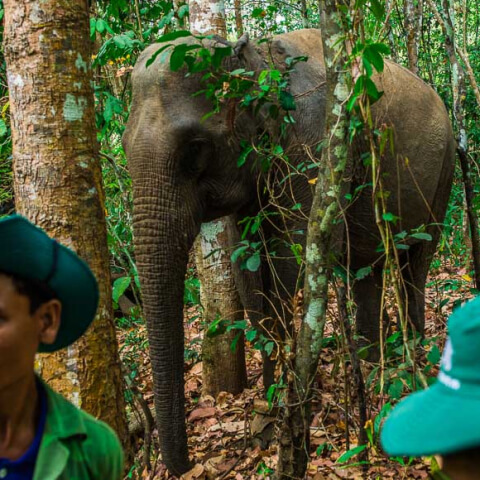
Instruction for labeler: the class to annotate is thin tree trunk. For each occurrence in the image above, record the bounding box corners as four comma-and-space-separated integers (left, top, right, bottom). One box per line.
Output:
196, 221, 247, 396
301, 0, 309, 28
404, 0, 421, 75
276, 3, 350, 478
3, 0, 128, 441
425, 0, 480, 290
189, 0, 247, 397
234, 0, 244, 36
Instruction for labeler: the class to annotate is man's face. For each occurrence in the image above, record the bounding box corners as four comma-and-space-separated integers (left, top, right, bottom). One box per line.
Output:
0, 274, 60, 391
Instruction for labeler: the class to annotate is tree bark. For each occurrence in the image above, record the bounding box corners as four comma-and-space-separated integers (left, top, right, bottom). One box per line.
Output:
196, 221, 247, 396
404, 0, 422, 75
3, 0, 128, 441
276, 3, 350, 478
189, 0, 247, 397
234, 0, 244, 36
189, 0, 227, 37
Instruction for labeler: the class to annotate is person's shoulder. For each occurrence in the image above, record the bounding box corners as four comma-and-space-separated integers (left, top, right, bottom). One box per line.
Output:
42, 382, 124, 479
80, 408, 123, 451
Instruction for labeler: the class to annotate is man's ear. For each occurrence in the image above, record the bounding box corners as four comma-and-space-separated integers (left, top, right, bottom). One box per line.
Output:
36, 299, 62, 346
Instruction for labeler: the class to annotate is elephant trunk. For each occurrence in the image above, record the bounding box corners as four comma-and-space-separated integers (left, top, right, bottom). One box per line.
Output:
133, 181, 196, 476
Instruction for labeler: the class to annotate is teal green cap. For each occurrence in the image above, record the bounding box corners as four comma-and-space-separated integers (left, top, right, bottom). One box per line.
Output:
0, 215, 99, 352
381, 296, 480, 456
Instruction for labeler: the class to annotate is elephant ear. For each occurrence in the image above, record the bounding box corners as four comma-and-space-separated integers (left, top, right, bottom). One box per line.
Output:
234, 33, 266, 71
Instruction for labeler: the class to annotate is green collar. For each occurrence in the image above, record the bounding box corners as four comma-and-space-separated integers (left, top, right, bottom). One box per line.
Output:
33, 379, 87, 480
40, 379, 87, 440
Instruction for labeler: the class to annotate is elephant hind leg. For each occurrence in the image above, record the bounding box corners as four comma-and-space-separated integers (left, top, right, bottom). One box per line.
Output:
353, 267, 390, 354
401, 239, 437, 335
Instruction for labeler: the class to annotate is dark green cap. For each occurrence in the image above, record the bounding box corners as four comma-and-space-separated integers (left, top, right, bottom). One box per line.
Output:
381, 296, 480, 456
0, 215, 99, 352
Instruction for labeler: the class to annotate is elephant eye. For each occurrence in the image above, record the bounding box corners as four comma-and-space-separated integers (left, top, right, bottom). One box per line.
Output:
180, 138, 212, 177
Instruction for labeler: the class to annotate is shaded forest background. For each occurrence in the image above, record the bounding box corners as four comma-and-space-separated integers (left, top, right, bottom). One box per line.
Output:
1, 0, 480, 478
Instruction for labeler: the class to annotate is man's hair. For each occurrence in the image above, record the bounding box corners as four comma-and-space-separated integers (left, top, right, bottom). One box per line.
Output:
1, 272, 58, 314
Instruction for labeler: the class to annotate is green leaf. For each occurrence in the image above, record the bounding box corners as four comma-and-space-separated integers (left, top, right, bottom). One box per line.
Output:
90, 18, 97, 39
411, 232, 433, 241
157, 30, 192, 43
369, 0, 385, 20
382, 212, 398, 223
177, 4, 189, 18
264, 341, 274, 356
245, 251, 261, 272
388, 378, 404, 400
170, 45, 188, 71
231, 245, 249, 263
0, 119, 7, 137
246, 329, 257, 342
146, 44, 172, 67
363, 44, 384, 73
211, 46, 232, 69
355, 266, 372, 280
374, 402, 392, 435
365, 77, 383, 101
279, 90, 296, 111
427, 345, 441, 365
336, 444, 367, 464
362, 56, 373, 78
112, 276, 131, 303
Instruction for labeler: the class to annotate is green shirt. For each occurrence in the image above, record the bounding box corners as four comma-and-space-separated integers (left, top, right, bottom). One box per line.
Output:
33, 381, 124, 480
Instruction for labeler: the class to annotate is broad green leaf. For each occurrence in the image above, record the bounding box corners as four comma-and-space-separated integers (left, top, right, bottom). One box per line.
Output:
280, 90, 296, 111
157, 30, 192, 43
355, 266, 372, 280
177, 4, 189, 19
170, 45, 187, 71
112, 276, 131, 303
336, 444, 367, 463
388, 378, 404, 400
245, 251, 261, 272
369, 0, 385, 20
427, 345, 441, 364
146, 44, 172, 67
246, 329, 257, 341
363, 45, 384, 72
411, 232, 433, 241
264, 341, 274, 356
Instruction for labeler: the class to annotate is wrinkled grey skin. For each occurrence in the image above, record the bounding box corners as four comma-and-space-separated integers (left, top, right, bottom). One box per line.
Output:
122, 29, 455, 475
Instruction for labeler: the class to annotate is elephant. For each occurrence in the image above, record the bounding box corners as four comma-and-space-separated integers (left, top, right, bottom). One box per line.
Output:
122, 28, 455, 475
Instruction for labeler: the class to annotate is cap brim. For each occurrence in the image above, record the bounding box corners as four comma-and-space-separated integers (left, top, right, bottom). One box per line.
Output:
381, 381, 480, 457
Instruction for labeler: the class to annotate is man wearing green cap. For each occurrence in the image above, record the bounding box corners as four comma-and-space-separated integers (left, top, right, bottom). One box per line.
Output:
0, 215, 123, 479
381, 296, 480, 479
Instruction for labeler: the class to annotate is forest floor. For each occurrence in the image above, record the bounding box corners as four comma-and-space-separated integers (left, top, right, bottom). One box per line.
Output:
118, 259, 474, 480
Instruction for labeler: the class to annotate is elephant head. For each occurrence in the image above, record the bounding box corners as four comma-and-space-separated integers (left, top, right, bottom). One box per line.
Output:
122, 34, 271, 475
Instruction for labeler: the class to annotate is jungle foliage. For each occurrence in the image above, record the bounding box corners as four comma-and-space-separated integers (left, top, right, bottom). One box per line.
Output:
0, 0, 479, 477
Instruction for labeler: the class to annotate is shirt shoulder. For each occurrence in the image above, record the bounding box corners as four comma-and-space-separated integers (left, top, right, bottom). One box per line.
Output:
41, 383, 124, 480
73, 408, 124, 480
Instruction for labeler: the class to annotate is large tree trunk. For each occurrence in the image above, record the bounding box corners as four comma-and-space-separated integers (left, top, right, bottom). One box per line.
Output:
276, 3, 350, 478
3, 0, 128, 441
189, 0, 247, 398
